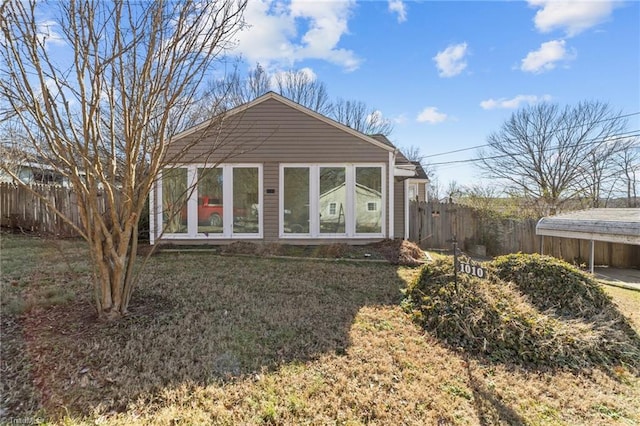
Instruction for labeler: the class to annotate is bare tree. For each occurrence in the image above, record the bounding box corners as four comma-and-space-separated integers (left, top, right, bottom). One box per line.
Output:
204, 64, 395, 137
478, 101, 629, 215
613, 139, 639, 207
458, 184, 503, 211
273, 69, 331, 115
0, 0, 247, 319
575, 136, 629, 208
202, 62, 270, 117
331, 98, 393, 136
400, 144, 438, 199
0, 117, 30, 182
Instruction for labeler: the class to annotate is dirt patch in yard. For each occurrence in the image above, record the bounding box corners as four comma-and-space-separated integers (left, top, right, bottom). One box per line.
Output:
179, 239, 428, 266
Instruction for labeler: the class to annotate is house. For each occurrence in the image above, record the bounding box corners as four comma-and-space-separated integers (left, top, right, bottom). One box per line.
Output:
149, 92, 428, 245
0, 146, 70, 187
318, 182, 383, 234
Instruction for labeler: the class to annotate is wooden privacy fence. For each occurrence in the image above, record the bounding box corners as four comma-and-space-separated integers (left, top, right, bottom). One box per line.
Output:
0, 182, 104, 236
409, 200, 639, 268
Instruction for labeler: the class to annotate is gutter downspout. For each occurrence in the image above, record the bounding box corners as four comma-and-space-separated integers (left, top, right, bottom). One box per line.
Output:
404, 179, 409, 240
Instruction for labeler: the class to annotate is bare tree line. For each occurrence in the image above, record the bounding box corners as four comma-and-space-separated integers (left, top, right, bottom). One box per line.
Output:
477, 101, 638, 214
418, 103, 638, 214
195, 63, 394, 136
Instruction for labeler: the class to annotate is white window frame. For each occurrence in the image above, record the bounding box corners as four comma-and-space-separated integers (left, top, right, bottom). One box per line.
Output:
279, 163, 385, 239
156, 163, 263, 240
156, 165, 190, 238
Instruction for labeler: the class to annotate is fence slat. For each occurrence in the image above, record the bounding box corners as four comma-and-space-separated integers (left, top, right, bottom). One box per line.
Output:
0, 182, 103, 237
409, 200, 637, 268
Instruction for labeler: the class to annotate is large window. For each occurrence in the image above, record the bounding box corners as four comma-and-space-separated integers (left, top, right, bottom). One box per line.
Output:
319, 167, 346, 234
233, 168, 259, 234
283, 168, 310, 234
162, 168, 188, 234
159, 164, 261, 238
355, 167, 382, 233
281, 164, 384, 237
197, 168, 223, 234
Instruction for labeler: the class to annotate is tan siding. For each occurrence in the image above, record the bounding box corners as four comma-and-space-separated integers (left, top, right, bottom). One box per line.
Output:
263, 163, 279, 241
167, 99, 390, 164
394, 179, 405, 239
162, 96, 397, 244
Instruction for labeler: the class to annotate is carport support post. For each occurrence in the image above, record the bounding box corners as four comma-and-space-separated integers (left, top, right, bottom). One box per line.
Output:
589, 239, 595, 275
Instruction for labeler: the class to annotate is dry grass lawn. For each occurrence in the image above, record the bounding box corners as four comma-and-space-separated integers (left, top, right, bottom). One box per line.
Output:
1, 232, 639, 425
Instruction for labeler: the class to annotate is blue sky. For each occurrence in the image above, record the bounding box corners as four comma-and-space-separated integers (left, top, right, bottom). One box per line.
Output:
227, 0, 640, 189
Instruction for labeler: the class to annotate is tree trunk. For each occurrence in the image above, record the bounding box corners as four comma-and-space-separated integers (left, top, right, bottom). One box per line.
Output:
90, 222, 139, 320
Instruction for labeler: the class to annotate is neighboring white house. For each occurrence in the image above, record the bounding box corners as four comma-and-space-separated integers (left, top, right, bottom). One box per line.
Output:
319, 182, 383, 234
0, 160, 70, 187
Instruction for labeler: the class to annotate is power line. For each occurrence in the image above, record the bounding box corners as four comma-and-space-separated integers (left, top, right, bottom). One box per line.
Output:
428, 130, 640, 167
422, 111, 640, 160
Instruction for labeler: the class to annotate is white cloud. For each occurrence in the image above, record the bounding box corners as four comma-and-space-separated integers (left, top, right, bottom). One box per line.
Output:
388, 0, 407, 23
433, 42, 468, 78
480, 94, 552, 110
269, 66, 317, 88
37, 20, 66, 48
393, 114, 408, 125
234, 0, 360, 71
528, 0, 617, 37
417, 107, 448, 124
520, 39, 575, 73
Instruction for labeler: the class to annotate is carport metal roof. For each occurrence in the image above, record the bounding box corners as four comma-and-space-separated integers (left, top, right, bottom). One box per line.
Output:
536, 208, 640, 245
536, 208, 640, 272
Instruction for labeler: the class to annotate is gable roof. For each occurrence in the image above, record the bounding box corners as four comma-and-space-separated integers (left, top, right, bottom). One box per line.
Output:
370, 134, 410, 163
412, 161, 429, 180
173, 92, 396, 153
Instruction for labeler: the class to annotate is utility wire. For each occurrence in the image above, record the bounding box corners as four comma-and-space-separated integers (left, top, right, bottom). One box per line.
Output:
428, 130, 640, 167
421, 111, 640, 159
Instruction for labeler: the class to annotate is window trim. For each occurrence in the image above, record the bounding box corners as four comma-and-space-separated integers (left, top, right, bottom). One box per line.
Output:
279, 163, 386, 238
157, 163, 263, 240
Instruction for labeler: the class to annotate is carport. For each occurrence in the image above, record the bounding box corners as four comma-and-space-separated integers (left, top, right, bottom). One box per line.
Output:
536, 208, 640, 274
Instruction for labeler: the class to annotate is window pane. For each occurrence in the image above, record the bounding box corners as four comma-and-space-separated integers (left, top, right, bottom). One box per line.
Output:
162, 168, 188, 234
197, 168, 223, 234
356, 167, 382, 233
233, 167, 259, 233
319, 167, 346, 233
283, 168, 309, 234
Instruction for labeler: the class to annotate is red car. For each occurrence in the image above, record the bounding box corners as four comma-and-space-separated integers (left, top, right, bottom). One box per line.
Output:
197, 196, 224, 226
180, 196, 248, 227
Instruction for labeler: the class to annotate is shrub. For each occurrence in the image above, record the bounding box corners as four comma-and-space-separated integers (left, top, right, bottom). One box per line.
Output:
403, 256, 640, 370
491, 253, 611, 318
